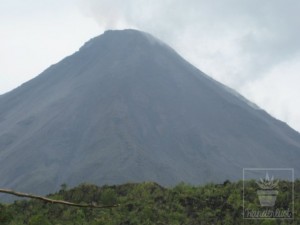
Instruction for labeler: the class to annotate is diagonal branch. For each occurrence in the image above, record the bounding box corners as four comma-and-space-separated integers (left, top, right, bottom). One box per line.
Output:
0, 189, 119, 209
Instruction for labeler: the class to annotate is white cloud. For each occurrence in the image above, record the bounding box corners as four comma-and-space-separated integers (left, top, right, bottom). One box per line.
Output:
241, 57, 300, 131
0, 0, 101, 94
83, 0, 300, 131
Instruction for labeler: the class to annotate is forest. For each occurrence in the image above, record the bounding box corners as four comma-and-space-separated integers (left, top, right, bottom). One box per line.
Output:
0, 180, 298, 225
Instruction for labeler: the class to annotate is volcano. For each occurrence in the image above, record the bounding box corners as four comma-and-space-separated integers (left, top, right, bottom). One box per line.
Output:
0, 29, 299, 195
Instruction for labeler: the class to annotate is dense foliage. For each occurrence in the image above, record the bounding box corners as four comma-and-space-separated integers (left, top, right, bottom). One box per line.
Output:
0, 180, 299, 225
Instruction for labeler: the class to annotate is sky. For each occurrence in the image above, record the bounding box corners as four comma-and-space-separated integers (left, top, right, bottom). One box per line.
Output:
1, 0, 299, 132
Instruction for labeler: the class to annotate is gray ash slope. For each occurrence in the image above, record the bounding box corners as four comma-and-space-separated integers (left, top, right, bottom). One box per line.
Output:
0, 29, 299, 195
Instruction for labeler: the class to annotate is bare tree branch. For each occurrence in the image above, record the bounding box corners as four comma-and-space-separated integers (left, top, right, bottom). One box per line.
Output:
0, 189, 119, 209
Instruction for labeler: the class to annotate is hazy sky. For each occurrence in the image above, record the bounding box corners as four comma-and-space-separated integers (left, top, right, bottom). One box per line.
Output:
1, 0, 300, 132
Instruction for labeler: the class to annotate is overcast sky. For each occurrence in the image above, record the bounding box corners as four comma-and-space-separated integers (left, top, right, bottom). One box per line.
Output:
1, 0, 300, 132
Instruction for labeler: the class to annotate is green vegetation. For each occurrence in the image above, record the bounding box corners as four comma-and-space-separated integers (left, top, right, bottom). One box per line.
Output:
0, 180, 299, 224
